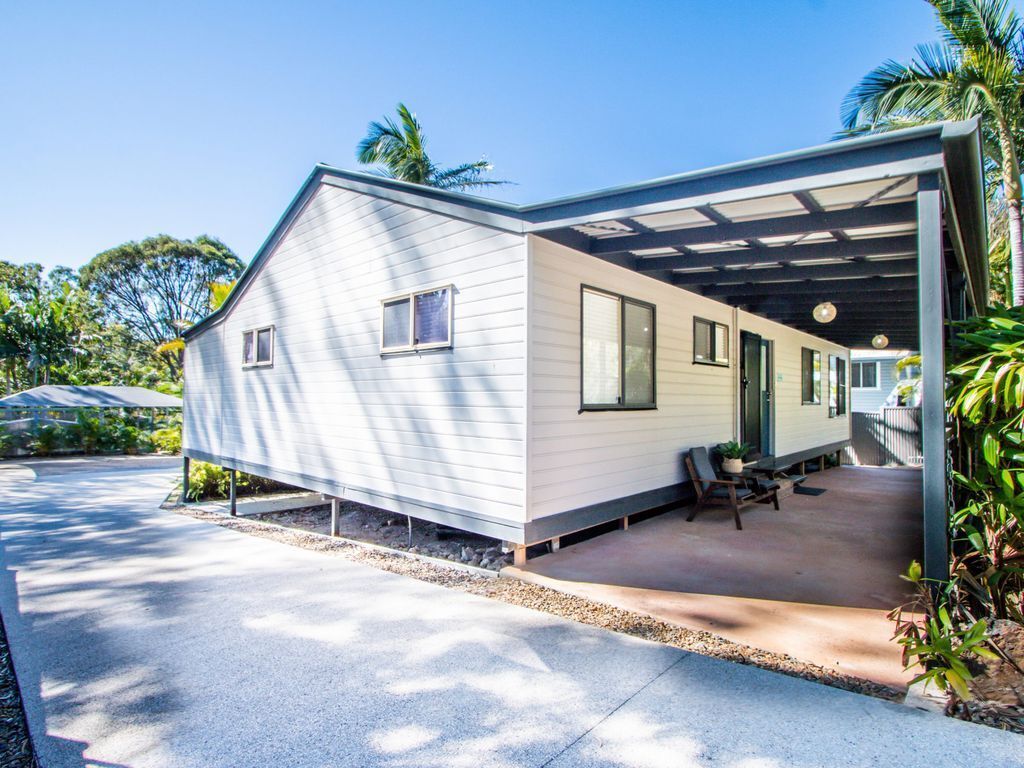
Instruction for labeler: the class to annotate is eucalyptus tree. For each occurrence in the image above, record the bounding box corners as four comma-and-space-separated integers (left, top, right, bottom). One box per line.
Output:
841, 0, 1024, 305
81, 234, 243, 377
357, 103, 509, 191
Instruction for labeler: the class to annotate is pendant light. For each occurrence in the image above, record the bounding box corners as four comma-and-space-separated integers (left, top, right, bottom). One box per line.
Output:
812, 301, 837, 324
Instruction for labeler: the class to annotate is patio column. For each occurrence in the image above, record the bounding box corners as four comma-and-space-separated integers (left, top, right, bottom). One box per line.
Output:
182, 456, 190, 502
917, 174, 949, 582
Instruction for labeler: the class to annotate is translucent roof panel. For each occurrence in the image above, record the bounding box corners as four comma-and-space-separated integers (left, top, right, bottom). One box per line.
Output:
844, 222, 918, 239
809, 176, 918, 210
629, 208, 713, 231
709, 194, 807, 222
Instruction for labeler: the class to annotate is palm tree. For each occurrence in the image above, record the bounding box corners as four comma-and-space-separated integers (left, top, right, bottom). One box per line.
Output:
840, 0, 1024, 306
357, 103, 508, 191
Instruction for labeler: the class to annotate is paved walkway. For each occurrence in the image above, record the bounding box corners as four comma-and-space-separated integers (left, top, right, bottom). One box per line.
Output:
0, 462, 1019, 767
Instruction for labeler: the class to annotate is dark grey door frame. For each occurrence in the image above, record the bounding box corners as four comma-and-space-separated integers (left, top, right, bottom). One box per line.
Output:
740, 330, 771, 455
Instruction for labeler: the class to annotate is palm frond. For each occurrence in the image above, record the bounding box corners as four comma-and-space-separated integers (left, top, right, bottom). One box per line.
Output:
928, 0, 1022, 55
840, 43, 957, 130
430, 160, 510, 190
355, 104, 511, 191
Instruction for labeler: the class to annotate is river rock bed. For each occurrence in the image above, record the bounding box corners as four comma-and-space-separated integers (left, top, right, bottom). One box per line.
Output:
251, 501, 515, 571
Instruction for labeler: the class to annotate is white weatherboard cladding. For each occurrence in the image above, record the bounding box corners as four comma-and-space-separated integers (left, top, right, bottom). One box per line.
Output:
526, 235, 850, 521
184, 183, 529, 523
735, 312, 850, 457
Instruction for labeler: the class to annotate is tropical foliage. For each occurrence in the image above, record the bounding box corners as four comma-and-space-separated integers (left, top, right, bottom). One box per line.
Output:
840, 0, 1024, 306
357, 103, 509, 191
186, 460, 294, 501
892, 306, 1024, 698
0, 264, 92, 391
0, 413, 179, 458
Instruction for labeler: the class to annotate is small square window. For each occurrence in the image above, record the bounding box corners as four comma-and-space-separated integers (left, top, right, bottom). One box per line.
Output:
694, 317, 729, 366
852, 361, 879, 389
381, 285, 453, 353
242, 326, 274, 368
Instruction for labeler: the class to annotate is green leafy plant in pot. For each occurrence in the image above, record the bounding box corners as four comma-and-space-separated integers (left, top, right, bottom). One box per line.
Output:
715, 441, 751, 474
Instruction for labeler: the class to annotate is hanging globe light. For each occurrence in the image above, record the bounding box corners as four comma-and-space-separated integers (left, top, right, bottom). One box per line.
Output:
872, 334, 889, 349
812, 301, 837, 324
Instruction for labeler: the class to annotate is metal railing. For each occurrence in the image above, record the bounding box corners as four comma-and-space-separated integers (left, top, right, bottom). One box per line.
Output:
847, 407, 923, 467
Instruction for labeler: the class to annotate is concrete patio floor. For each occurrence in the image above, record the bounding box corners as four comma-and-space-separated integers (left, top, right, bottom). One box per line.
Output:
506, 466, 922, 688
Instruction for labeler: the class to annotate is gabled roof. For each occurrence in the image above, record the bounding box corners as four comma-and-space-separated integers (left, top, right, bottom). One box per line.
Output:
0, 385, 182, 409
184, 119, 989, 348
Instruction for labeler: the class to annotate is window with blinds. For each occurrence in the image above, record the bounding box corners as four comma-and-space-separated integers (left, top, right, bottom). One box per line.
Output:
242, 326, 274, 368
581, 287, 655, 410
381, 285, 453, 353
693, 317, 729, 365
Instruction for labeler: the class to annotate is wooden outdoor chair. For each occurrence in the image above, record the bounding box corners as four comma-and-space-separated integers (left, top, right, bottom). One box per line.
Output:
684, 446, 780, 530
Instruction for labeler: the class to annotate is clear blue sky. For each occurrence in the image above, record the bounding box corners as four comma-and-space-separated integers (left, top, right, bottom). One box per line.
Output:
1, 1, 1014, 270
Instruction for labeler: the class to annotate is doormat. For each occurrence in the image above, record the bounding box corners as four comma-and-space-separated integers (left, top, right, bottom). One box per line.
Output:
794, 486, 827, 496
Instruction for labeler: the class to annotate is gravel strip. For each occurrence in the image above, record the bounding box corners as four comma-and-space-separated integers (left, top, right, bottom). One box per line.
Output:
0, 610, 36, 768
175, 503, 902, 703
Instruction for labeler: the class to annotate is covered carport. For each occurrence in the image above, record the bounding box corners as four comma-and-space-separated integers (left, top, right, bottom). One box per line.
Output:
0, 385, 182, 429
519, 118, 988, 583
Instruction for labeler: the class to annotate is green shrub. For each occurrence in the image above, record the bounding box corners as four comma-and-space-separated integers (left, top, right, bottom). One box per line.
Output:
186, 461, 297, 501
27, 423, 64, 456
112, 423, 152, 454
150, 426, 182, 454
187, 461, 231, 500
0, 426, 15, 457
70, 413, 105, 454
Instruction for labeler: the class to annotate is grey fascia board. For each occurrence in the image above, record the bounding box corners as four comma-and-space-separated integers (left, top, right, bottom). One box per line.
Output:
940, 118, 990, 310
520, 155, 944, 232
518, 122, 949, 211
319, 171, 526, 233
183, 119, 979, 342
184, 166, 326, 339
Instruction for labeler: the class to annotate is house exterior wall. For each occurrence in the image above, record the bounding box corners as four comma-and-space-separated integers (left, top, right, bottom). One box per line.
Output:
850, 356, 901, 412
183, 182, 529, 539
525, 235, 850, 523
734, 312, 851, 457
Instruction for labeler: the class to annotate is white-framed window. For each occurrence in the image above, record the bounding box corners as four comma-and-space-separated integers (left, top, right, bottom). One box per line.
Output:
242, 326, 274, 368
381, 285, 453, 353
693, 317, 729, 366
851, 361, 880, 389
581, 286, 655, 410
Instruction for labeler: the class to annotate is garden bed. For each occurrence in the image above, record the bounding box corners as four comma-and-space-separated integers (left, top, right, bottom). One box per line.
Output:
0, 611, 36, 768
251, 501, 514, 571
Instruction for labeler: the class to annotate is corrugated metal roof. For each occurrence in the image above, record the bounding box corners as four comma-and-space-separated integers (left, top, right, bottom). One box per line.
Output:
0, 386, 182, 409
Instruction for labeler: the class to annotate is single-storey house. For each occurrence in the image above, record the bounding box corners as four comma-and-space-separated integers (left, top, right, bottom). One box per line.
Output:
182, 119, 987, 579
850, 349, 920, 412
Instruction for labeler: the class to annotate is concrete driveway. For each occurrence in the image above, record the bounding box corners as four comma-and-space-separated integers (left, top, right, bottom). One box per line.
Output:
0, 460, 1019, 767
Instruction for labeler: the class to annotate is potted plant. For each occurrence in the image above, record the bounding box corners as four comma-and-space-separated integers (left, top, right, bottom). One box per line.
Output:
715, 441, 750, 474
